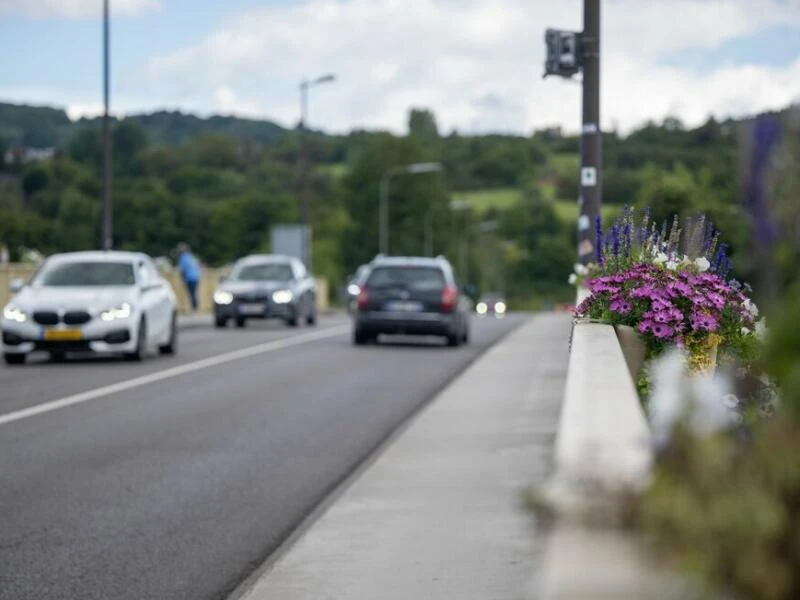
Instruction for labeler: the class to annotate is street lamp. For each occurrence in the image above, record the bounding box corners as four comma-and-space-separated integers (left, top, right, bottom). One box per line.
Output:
298, 72, 336, 266
102, 0, 112, 250
423, 197, 471, 257
379, 162, 441, 255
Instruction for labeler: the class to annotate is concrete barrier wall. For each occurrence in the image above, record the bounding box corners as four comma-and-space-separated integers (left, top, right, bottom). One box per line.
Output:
553, 322, 653, 495
0, 264, 329, 315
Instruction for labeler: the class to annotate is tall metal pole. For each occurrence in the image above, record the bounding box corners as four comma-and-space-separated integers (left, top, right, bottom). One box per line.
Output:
102, 0, 112, 250
578, 0, 601, 264
298, 80, 310, 266
379, 172, 390, 255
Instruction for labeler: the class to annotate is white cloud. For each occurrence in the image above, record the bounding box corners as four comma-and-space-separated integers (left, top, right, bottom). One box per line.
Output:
7, 0, 800, 133
127, 0, 800, 134
0, 0, 162, 19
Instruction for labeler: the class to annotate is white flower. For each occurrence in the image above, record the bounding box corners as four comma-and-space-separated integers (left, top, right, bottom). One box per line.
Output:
743, 298, 759, 318
568, 273, 578, 285
695, 257, 711, 272
755, 319, 767, 340
666, 259, 680, 271
648, 350, 739, 448
574, 263, 589, 276
653, 252, 668, 265
722, 394, 740, 409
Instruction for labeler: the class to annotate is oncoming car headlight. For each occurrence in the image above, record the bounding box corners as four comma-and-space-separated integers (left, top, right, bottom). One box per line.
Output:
347, 283, 360, 296
101, 302, 132, 322
214, 290, 234, 305
494, 301, 507, 315
476, 302, 488, 315
272, 290, 294, 304
3, 305, 27, 323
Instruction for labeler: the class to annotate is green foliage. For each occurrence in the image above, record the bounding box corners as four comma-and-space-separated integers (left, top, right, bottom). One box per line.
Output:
1, 101, 792, 301
639, 286, 800, 600
0, 102, 70, 147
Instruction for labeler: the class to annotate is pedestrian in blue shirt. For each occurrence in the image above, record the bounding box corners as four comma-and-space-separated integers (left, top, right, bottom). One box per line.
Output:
177, 243, 201, 312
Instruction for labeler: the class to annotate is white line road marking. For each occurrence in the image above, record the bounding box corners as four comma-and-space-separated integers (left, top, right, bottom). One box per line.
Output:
0, 325, 349, 427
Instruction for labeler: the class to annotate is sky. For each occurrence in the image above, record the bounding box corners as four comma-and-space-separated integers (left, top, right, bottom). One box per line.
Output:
1, 0, 799, 135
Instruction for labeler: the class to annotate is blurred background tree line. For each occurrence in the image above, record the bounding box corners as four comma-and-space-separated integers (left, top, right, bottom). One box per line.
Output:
0, 101, 795, 304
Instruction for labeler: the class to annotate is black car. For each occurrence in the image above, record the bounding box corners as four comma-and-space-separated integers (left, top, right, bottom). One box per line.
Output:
352, 256, 470, 346
345, 264, 371, 315
213, 255, 317, 328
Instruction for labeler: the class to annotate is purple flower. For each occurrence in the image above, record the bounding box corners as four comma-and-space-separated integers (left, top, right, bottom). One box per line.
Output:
610, 297, 632, 314
691, 312, 719, 332
668, 281, 693, 297
595, 216, 604, 265
631, 286, 659, 299
638, 320, 655, 334
651, 297, 674, 311
706, 292, 726, 310
653, 310, 674, 324
651, 323, 675, 339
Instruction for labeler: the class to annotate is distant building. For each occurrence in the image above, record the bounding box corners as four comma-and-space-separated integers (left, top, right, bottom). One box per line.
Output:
3, 146, 56, 165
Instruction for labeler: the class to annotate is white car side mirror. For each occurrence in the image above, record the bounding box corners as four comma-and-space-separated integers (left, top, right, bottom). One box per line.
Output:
9, 278, 24, 294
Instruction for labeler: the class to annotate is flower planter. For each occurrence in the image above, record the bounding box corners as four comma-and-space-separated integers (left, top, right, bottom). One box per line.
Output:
614, 324, 647, 382
687, 336, 720, 375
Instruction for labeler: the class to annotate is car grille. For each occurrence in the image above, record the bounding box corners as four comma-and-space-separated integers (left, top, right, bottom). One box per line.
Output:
234, 294, 270, 303
33, 311, 59, 326
32, 310, 93, 326
63, 311, 92, 325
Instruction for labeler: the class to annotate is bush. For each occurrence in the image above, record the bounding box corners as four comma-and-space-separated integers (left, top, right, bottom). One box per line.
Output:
638, 286, 800, 600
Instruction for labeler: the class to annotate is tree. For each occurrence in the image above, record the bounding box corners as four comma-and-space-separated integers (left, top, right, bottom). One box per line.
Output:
113, 120, 147, 175
408, 108, 440, 155
342, 134, 449, 271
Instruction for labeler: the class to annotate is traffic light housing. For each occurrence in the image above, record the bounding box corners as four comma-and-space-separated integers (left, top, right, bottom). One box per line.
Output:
544, 29, 581, 78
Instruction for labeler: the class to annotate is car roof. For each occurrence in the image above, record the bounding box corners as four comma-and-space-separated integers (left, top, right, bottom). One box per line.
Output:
370, 256, 449, 268
236, 254, 294, 265
47, 250, 147, 263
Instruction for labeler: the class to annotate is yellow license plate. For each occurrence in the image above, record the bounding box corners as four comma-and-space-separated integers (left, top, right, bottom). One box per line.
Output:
43, 329, 83, 341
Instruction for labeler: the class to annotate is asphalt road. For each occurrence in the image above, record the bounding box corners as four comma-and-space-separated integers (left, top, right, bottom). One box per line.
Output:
0, 313, 525, 600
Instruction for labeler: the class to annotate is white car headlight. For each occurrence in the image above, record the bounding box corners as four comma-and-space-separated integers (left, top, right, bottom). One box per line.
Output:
3, 305, 27, 323
272, 290, 294, 304
214, 290, 234, 305
101, 302, 133, 322
347, 283, 360, 296
476, 302, 488, 315
494, 301, 507, 315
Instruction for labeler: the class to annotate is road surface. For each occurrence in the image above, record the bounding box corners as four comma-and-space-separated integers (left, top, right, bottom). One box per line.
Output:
0, 313, 524, 600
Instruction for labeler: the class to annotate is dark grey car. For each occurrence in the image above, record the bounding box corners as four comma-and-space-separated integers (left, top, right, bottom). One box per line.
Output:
352, 256, 470, 346
213, 255, 316, 328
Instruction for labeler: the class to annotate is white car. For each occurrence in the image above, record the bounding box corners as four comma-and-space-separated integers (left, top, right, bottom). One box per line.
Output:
1, 251, 178, 365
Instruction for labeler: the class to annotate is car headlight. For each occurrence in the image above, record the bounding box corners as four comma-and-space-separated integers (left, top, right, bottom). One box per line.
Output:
347, 283, 360, 296
101, 302, 133, 322
214, 290, 234, 305
476, 302, 488, 315
272, 289, 294, 304
494, 301, 507, 315
3, 305, 27, 323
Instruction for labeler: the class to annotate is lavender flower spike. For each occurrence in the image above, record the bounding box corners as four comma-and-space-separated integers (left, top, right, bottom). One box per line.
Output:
595, 215, 604, 265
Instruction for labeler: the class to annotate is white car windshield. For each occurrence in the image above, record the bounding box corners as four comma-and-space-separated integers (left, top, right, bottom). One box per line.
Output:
232, 263, 293, 282
34, 261, 137, 287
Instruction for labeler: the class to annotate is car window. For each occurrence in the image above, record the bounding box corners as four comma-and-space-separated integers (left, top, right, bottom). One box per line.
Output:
292, 260, 307, 280
138, 260, 160, 286
34, 261, 136, 287
231, 263, 293, 282
366, 266, 446, 291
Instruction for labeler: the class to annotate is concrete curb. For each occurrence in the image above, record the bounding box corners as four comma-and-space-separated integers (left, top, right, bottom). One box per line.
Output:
532, 297, 681, 599
177, 314, 212, 330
